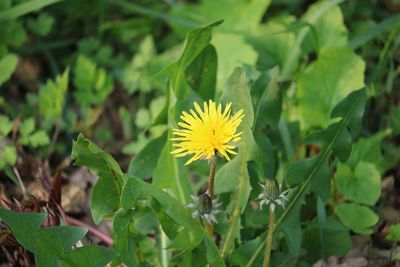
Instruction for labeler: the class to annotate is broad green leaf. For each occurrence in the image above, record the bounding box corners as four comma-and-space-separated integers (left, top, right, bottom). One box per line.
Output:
121, 176, 203, 252
0, 208, 46, 252
39, 68, 69, 123
185, 44, 217, 100
335, 203, 379, 235
0, 53, 18, 86
386, 224, 400, 242
302, 3, 348, 53
336, 162, 381, 206
294, 48, 365, 128
281, 0, 346, 77
220, 67, 254, 126
34, 226, 87, 267
73, 55, 113, 106
152, 132, 191, 204
0, 0, 63, 22
154, 21, 221, 124
61, 245, 118, 267
169, 0, 271, 36
212, 32, 258, 90
302, 217, 352, 262
71, 134, 124, 224
112, 209, 141, 266
345, 130, 391, 174
165, 20, 221, 98
204, 235, 226, 267
127, 132, 167, 179
248, 16, 296, 70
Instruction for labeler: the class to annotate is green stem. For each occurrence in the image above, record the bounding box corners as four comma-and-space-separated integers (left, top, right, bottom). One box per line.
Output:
207, 156, 217, 197
263, 205, 274, 267
206, 156, 217, 237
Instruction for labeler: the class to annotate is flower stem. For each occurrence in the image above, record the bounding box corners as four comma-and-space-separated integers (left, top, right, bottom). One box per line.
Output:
206, 156, 217, 237
207, 156, 217, 197
263, 205, 275, 267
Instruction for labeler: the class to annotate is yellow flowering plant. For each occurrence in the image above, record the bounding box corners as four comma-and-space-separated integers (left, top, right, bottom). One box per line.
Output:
171, 100, 244, 165
0, 7, 380, 267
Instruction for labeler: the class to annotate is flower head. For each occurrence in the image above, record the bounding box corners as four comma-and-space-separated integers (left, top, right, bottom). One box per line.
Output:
257, 179, 289, 212
186, 193, 221, 224
171, 100, 244, 165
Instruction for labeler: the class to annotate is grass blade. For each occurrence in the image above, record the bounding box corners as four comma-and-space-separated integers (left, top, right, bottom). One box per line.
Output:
0, 0, 63, 22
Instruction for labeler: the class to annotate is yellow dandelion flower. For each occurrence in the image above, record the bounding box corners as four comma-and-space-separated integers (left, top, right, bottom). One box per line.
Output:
171, 100, 244, 165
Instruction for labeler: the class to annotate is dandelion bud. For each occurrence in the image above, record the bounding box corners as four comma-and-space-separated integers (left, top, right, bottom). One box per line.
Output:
263, 179, 280, 202
186, 193, 221, 224
258, 178, 289, 211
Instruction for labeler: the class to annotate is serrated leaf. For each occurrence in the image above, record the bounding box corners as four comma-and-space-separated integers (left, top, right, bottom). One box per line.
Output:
0, 53, 18, 86
71, 134, 124, 224
73, 55, 113, 106
122, 35, 155, 94
19, 118, 35, 136
61, 245, 118, 267
335, 203, 379, 235
0, 208, 46, 252
39, 68, 69, 123
27, 130, 50, 148
336, 162, 381, 206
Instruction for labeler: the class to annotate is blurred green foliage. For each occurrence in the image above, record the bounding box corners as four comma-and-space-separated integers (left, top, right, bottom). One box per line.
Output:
0, 0, 399, 266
